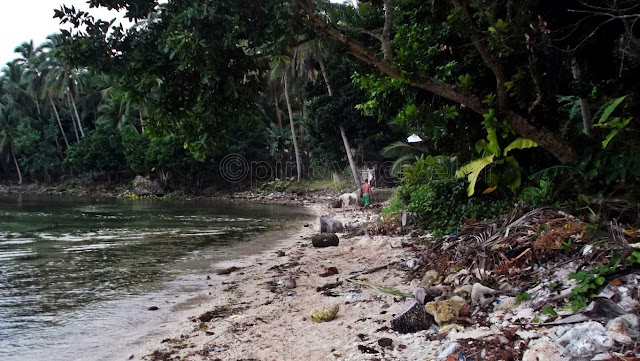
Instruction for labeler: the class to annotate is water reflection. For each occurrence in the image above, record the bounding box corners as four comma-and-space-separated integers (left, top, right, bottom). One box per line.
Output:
0, 195, 309, 360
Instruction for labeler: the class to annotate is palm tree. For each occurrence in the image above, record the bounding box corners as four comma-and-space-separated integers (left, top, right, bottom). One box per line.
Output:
270, 58, 303, 182
0, 101, 25, 184
39, 35, 85, 138
294, 40, 361, 187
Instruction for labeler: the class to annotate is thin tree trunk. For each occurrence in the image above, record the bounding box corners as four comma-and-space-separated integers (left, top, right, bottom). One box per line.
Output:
284, 73, 302, 182
49, 95, 70, 149
67, 91, 84, 137
10, 145, 23, 185
340, 123, 361, 188
320, 60, 360, 187
318, 58, 332, 96
139, 110, 145, 134
66, 95, 81, 143
571, 58, 593, 137
274, 93, 283, 130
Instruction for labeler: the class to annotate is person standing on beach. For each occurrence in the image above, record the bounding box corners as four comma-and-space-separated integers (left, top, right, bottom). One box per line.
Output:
361, 179, 372, 207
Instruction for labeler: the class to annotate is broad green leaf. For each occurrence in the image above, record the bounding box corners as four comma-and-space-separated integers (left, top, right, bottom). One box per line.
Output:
456, 155, 495, 196
486, 127, 500, 156
503, 138, 538, 156
504, 156, 522, 192
597, 96, 627, 125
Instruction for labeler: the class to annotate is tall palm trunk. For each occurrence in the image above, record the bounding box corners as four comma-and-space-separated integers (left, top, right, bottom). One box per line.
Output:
65, 95, 80, 143
340, 123, 361, 187
320, 61, 359, 188
318, 58, 332, 96
10, 145, 23, 185
67, 91, 84, 137
571, 58, 593, 137
284, 72, 302, 182
49, 95, 70, 149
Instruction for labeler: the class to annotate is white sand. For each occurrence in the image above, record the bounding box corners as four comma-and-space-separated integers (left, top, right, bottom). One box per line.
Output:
127, 203, 441, 361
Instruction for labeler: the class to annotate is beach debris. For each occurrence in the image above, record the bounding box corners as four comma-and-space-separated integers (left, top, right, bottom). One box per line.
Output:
346, 279, 413, 298
320, 216, 344, 233
522, 339, 565, 361
357, 345, 379, 354
436, 342, 459, 360
316, 281, 343, 292
556, 321, 614, 359
320, 267, 339, 277
424, 296, 467, 326
438, 324, 463, 334
346, 292, 360, 301
419, 270, 441, 287
311, 305, 340, 322
148, 306, 159, 311
390, 299, 435, 333
311, 233, 339, 248
284, 278, 297, 289
377, 337, 393, 349
406, 258, 420, 269
277, 250, 286, 257
471, 283, 498, 306
606, 314, 639, 344
216, 266, 240, 275
415, 286, 449, 305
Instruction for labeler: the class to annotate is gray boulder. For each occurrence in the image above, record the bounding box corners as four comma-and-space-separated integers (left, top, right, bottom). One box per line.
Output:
311, 233, 339, 248
320, 216, 344, 233
132, 176, 165, 197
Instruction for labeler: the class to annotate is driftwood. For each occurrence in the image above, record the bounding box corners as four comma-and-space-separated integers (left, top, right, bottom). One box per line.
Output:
348, 261, 397, 279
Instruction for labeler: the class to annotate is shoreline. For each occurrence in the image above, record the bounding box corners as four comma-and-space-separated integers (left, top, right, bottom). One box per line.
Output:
126, 201, 430, 361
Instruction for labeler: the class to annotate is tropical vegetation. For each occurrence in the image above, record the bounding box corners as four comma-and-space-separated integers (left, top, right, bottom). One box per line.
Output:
0, 0, 638, 233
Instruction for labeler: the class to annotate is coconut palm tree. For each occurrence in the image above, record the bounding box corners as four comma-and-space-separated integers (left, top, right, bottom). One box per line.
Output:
0, 101, 25, 184
270, 58, 303, 182
294, 40, 361, 187
39, 35, 85, 138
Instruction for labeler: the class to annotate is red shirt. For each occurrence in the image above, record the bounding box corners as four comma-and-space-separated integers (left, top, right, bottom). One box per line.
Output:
362, 183, 371, 195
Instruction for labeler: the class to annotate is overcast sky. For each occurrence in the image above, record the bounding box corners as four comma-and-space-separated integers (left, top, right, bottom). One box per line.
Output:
0, 0, 128, 66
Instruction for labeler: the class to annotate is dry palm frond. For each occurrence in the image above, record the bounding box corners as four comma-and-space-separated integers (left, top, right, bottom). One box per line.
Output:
346, 279, 413, 298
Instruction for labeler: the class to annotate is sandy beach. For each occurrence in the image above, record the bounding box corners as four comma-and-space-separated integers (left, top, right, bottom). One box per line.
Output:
127, 200, 434, 361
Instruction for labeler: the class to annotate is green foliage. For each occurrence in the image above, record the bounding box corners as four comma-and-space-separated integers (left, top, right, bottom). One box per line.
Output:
15, 123, 61, 182
515, 292, 531, 302
593, 96, 632, 149
568, 255, 621, 311
456, 116, 537, 196
541, 305, 558, 317
402, 177, 509, 237
63, 124, 126, 177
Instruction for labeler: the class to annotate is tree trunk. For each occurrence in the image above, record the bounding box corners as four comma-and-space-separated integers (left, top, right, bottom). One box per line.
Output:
318, 58, 333, 96
571, 58, 593, 137
340, 123, 361, 188
284, 72, 302, 182
49, 95, 71, 149
66, 95, 81, 143
139, 110, 145, 134
274, 93, 283, 130
10, 144, 23, 185
67, 91, 84, 138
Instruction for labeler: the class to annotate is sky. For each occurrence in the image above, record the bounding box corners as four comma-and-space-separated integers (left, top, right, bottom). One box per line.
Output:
0, 0, 129, 66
